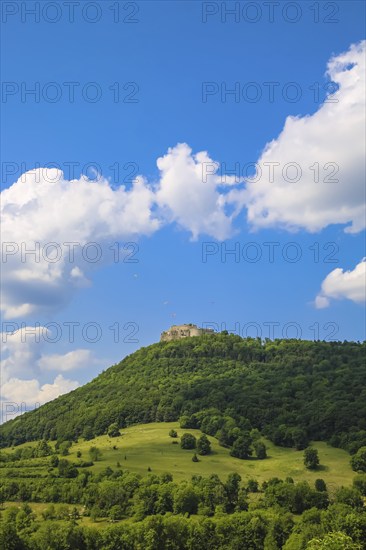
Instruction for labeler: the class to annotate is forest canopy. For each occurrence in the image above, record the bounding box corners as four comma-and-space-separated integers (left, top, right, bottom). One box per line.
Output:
1, 334, 365, 454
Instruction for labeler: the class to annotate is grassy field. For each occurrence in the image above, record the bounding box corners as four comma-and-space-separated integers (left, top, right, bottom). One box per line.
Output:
0, 501, 117, 529
1, 422, 354, 492
68, 422, 353, 490
0, 422, 357, 530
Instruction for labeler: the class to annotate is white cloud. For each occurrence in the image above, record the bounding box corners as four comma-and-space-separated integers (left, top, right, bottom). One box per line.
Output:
1, 170, 160, 319
0, 147, 238, 318
1, 326, 97, 379
0, 326, 101, 420
232, 40, 366, 234
37, 349, 96, 372
1, 375, 79, 410
314, 295, 330, 309
315, 258, 366, 308
1, 41, 365, 320
156, 143, 237, 240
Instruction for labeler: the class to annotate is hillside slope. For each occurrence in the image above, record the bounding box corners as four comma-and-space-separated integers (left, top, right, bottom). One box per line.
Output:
1, 334, 365, 450
0, 422, 356, 488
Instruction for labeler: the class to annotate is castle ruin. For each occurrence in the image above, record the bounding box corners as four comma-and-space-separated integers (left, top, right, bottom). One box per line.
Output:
160, 323, 214, 342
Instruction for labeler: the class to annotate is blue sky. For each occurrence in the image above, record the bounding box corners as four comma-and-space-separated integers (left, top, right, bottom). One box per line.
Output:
1, 1, 365, 418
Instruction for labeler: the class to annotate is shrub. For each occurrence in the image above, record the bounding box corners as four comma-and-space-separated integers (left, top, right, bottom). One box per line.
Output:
247, 479, 259, 492
180, 433, 197, 450
304, 448, 319, 470
315, 479, 327, 492
254, 441, 267, 459
350, 446, 366, 472
107, 423, 120, 438
197, 434, 211, 455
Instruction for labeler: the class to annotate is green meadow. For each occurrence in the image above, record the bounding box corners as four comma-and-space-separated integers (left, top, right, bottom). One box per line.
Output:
2, 422, 353, 493
71, 422, 354, 489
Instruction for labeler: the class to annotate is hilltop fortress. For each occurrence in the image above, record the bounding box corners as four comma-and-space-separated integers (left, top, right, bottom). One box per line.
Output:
160, 323, 214, 342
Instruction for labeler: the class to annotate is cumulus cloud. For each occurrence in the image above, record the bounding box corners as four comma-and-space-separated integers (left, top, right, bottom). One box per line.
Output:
1, 375, 79, 412
0, 326, 101, 421
1, 326, 99, 379
315, 258, 366, 308
1, 41, 365, 320
232, 40, 366, 233
0, 147, 238, 319
1, 170, 160, 319
156, 143, 238, 240
37, 349, 97, 372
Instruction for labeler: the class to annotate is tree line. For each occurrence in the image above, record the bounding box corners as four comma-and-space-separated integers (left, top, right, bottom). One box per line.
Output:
1, 469, 366, 549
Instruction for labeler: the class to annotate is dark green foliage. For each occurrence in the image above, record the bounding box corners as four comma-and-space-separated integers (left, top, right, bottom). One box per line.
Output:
169, 429, 178, 438
161, 473, 173, 483
0, 443, 53, 464
108, 504, 124, 520
315, 478, 327, 492
1, 471, 366, 550
174, 485, 199, 515
58, 440, 72, 456
351, 446, 366, 472
225, 473, 241, 510
107, 423, 120, 438
57, 459, 78, 478
197, 434, 211, 455
34, 440, 53, 457
247, 479, 259, 492
49, 454, 59, 468
180, 415, 198, 429
180, 433, 196, 450
230, 433, 253, 459
254, 441, 267, 459
236, 488, 249, 511
334, 486, 363, 509
273, 425, 309, 449
1, 505, 365, 550
192, 453, 199, 462
82, 426, 94, 441
304, 448, 320, 470
1, 335, 364, 453
353, 474, 366, 496
263, 479, 329, 513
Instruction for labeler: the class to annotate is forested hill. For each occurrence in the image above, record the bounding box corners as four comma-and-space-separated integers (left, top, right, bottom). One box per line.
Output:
1, 334, 365, 452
